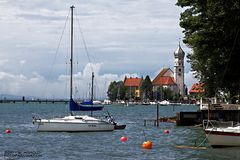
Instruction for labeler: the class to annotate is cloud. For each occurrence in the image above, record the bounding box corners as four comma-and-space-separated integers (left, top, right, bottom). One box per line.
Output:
0, 59, 9, 66
0, 61, 198, 99
17, 13, 65, 22
66, 63, 140, 100
20, 60, 26, 65
0, 0, 197, 98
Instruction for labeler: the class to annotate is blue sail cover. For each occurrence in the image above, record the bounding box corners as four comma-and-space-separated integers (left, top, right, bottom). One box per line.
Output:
69, 99, 103, 111
69, 98, 80, 111
79, 100, 104, 111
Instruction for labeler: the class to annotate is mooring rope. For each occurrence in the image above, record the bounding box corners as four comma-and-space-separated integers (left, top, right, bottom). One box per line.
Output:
197, 122, 215, 147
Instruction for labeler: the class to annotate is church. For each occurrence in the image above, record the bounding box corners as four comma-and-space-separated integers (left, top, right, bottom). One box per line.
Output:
152, 43, 186, 96
124, 43, 187, 99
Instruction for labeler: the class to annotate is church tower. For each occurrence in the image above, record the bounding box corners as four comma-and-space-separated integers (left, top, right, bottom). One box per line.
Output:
174, 42, 185, 96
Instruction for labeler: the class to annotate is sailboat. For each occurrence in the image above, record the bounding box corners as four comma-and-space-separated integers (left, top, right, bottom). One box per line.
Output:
79, 72, 103, 113
204, 120, 240, 147
32, 6, 114, 132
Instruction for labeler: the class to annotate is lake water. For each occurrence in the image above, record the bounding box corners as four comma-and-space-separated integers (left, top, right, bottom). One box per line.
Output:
0, 103, 239, 160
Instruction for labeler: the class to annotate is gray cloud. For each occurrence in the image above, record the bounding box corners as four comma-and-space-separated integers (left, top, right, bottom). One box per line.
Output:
0, 0, 196, 98
17, 13, 65, 21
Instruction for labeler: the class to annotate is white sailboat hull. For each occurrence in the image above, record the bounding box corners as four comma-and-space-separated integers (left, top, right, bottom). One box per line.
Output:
205, 126, 240, 147
35, 122, 114, 132
33, 115, 114, 132
206, 133, 240, 147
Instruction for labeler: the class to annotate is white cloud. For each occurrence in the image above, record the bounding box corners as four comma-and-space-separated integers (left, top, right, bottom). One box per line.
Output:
0, 0, 197, 98
0, 72, 14, 79
0, 62, 198, 98
20, 60, 26, 65
0, 59, 9, 66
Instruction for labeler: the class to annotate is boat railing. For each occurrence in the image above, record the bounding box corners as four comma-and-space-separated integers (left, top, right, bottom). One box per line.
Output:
32, 113, 42, 120
33, 114, 69, 120
98, 115, 115, 123
203, 120, 234, 129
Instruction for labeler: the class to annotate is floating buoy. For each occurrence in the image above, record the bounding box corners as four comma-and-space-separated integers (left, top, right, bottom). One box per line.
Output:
142, 141, 152, 149
163, 129, 170, 134
120, 136, 128, 142
5, 129, 11, 134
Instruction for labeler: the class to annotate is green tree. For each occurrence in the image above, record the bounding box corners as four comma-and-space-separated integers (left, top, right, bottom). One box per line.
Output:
173, 93, 182, 102
107, 81, 118, 101
118, 81, 127, 100
141, 75, 153, 100
154, 86, 173, 101
162, 88, 173, 101
176, 0, 240, 99
107, 81, 126, 101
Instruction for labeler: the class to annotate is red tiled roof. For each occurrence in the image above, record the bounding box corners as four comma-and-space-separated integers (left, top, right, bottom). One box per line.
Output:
189, 83, 204, 93
158, 68, 169, 77
124, 77, 143, 87
152, 76, 176, 86
152, 68, 176, 86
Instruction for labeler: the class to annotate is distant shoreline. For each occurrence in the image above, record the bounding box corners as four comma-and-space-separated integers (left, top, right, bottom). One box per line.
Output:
0, 99, 68, 104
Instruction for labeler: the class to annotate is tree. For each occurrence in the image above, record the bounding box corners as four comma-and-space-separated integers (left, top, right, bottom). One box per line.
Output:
107, 81, 126, 101
107, 81, 118, 101
118, 81, 127, 100
141, 75, 153, 100
162, 88, 174, 101
153, 86, 174, 101
173, 93, 182, 102
176, 0, 240, 99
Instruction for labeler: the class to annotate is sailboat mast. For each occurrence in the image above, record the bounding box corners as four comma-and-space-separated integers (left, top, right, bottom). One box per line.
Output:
70, 5, 74, 100
91, 72, 94, 102
117, 83, 120, 101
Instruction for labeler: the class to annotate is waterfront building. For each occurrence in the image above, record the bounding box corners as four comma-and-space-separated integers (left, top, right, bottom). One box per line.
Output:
152, 44, 186, 97
189, 83, 204, 98
152, 68, 178, 94
120, 43, 186, 100
124, 77, 143, 100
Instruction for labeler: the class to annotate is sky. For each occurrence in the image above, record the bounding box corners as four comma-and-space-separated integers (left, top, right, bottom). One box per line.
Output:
0, 0, 198, 99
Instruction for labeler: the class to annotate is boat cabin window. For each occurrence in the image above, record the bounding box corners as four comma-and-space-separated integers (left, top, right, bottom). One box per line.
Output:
75, 117, 83, 119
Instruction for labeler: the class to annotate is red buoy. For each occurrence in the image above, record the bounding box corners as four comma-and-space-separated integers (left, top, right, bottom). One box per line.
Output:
163, 129, 170, 134
5, 129, 11, 134
120, 136, 128, 142
142, 141, 152, 149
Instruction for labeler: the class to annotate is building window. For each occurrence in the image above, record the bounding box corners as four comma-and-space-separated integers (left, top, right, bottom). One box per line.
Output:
178, 73, 181, 76
179, 68, 181, 72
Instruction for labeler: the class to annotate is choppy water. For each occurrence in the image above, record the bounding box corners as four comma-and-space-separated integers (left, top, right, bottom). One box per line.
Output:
0, 103, 239, 160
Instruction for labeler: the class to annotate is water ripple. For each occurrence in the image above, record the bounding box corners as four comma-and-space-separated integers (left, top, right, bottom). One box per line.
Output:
0, 103, 239, 159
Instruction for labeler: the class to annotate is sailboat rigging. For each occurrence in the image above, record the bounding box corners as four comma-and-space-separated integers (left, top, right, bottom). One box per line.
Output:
32, 5, 114, 132
71, 72, 103, 112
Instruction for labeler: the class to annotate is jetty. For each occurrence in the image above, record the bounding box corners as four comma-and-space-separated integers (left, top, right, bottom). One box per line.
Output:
176, 102, 240, 126
0, 99, 68, 104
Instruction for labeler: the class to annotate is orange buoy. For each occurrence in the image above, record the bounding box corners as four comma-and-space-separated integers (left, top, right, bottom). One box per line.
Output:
120, 136, 128, 142
163, 129, 170, 134
5, 129, 11, 134
142, 141, 152, 149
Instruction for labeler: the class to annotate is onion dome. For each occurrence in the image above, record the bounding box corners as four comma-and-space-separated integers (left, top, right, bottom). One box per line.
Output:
174, 44, 185, 59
